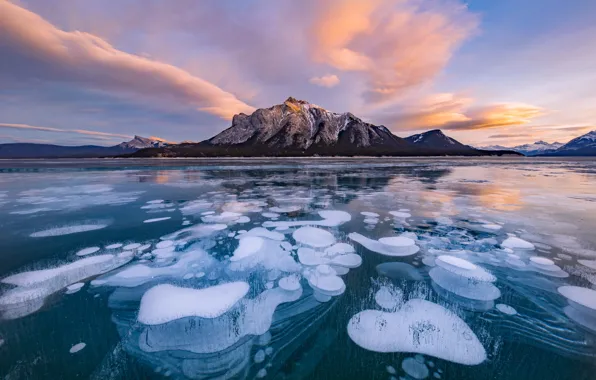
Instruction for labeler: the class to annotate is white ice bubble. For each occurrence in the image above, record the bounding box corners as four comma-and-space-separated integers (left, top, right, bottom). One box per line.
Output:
349, 233, 419, 257
324, 243, 355, 256
435, 256, 496, 282
429, 267, 501, 301
143, 217, 171, 224
263, 210, 351, 228
137, 282, 250, 325
558, 286, 596, 313
254, 349, 266, 363
269, 205, 302, 213
262, 212, 280, 218
123, 243, 141, 250
235, 227, 285, 241
496, 304, 517, 315
361, 211, 380, 217
69, 342, 86, 353
297, 248, 329, 266
231, 236, 265, 262
330, 254, 362, 268
76, 247, 100, 257
307, 274, 345, 296
347, 299, 487, 365
256, 369, 267, 378
375, 286, 403, 311
387, 365, 396, 374
402, 357, 429, 379
105, 243, 123, 249
530, 256, 554, 266
278, 275, 301, 292
389, 211, 411, 218
481, 224, 502, 231
501, 237, 535, 250
293, 227, 336, 248
155, 240, 174, 249
31, 223, 108, 237
65, 282, 84, 294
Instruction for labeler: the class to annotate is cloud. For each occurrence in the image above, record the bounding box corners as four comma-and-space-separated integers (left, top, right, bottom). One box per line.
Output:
442, 103, 544, 130
310, 0, 479, 102
309, 74, 341, 88
373, 93, 544, 132
0, 122, 64, 133
488, 133, 532, 139
0, 1, 255, 120
0, 122, 132, 139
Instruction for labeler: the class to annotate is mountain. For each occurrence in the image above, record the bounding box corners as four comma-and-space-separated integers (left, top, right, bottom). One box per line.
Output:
0, 136, 170, 158
117, 135, 169, 150
205, 97, 412, 155
480, 140, 563, 156
132, 97, 519, 157
540, 131, 596, 156
405, 129, 476, 153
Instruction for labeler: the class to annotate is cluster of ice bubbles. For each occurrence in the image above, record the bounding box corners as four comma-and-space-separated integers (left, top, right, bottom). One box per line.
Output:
3, 182, 596, 378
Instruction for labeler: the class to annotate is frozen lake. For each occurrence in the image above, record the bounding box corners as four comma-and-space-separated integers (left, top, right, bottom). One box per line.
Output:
0, 158, 595, 379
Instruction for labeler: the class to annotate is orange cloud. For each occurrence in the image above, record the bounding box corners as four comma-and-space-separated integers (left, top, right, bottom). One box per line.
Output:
311, 0, 478, 102
374, 93, 544, 132
443, 103, 545, 130
0, 1, 255, 120
309, 74, 341, 88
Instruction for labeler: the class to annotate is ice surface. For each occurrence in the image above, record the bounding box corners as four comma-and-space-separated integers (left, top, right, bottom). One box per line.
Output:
349, 233, 419, 257
231, 236, 265, 261
376, 262, 424, 281
578, 259, 596, 270
137, 282, 250, 325
293, 227, 336, 248
502, 237, 535, 250
496, 304, 517, 315
76, 247, 100, 256
143, 217, 171, 223
69, 342, 86, 353
347, 299, 487, 365
402, 357, 429, 379
30, 223, 108, 237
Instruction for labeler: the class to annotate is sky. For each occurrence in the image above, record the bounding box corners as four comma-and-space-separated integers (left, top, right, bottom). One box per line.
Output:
1, 0, 595, 147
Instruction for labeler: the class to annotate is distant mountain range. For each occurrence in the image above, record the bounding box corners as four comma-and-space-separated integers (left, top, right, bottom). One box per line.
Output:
0, 136, 169, 158
480, 131, 596, 156
131, 97, 519, 157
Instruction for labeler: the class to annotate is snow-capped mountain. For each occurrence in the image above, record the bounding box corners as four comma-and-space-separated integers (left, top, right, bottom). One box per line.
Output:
479, 140, 563, 156
542, 130, 596, 156
405, 129, 475, 152
118, 135, 170, 150
207, 97, 410, 154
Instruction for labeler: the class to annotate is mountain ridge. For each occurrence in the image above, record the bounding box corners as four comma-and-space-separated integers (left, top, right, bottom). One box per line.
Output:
132, 98, 520, 157
0, 136, 169, 158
